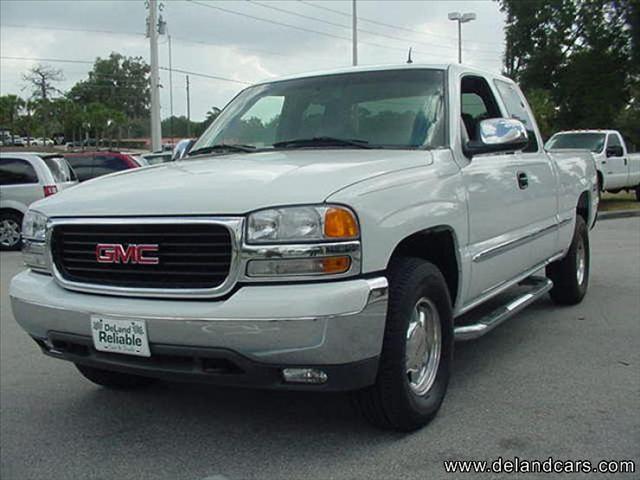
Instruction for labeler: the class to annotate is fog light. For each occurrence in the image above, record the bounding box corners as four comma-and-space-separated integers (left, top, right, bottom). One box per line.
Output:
282, 368, 328, 384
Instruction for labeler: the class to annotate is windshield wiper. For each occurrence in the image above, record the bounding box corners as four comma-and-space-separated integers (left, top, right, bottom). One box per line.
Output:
187, 143, 257, 156
272, 137, 372, 149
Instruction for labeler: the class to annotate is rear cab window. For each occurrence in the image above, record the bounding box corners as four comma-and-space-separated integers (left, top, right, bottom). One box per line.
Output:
0, 158, 39, 185
93, 154, 130, 177
64, 154, 94, 181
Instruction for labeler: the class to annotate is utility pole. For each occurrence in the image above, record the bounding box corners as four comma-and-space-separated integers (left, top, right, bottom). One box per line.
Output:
352, 0, 358, 66
148, 0, 162, 152
168, 34, 174, 144
186, 75, 191, 137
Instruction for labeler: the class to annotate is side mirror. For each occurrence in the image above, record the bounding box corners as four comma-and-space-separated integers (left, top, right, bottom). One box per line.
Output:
172, 138, 196, 161
606, 145, 623, 157
464, 118, 529, 158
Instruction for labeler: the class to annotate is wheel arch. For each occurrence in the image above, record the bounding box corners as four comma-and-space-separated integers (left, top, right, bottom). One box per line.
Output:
387, 225, 461, 306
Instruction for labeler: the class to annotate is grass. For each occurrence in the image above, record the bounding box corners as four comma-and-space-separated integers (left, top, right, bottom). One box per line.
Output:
599, 190, 640, 212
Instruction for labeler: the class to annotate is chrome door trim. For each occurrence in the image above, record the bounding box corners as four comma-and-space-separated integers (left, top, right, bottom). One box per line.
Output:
46, 216, 244, 299
472, 216, 572, 263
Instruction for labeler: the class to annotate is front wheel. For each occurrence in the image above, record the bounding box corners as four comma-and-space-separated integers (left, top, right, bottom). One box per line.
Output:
353, 257, 453, 431
546, 216, 590, 305
0, 211, 23, 251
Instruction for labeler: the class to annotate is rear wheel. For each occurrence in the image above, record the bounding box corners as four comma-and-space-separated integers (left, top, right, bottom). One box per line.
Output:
546, 216, 590, 305
353, 257, 453, 431
0, 211, 23, 251
75, 364, 155, 389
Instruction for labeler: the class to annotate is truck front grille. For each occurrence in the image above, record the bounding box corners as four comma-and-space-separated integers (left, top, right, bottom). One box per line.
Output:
51, 222, 233, 290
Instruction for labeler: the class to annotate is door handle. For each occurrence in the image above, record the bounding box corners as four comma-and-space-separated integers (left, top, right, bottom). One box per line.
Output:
624, 158, 628, 166
517, 171, 529, 190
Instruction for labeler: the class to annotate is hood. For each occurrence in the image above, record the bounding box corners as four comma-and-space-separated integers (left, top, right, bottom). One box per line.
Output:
34, 149, 432, 217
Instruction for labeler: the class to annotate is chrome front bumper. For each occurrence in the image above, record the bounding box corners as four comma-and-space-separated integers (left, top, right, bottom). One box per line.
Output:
10, 270, 388, 366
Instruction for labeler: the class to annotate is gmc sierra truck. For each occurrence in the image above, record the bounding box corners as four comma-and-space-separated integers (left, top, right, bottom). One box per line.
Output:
10, 64, 598, 431
546, 129, 640, 200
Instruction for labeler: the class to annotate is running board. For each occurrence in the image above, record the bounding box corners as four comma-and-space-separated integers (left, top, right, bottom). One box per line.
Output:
454, 276, 553, 341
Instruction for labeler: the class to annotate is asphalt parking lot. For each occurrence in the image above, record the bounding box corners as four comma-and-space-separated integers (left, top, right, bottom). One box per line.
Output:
1, 217, 639, 480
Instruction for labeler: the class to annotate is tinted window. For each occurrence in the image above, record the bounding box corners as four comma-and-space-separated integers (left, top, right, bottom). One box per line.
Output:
0, 158, 38, 185
93, 154, 128, 177
65, 154, 94, 181
494, 80, 539, 152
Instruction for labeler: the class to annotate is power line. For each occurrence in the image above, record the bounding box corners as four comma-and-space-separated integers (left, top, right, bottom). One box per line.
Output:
0, 23, 144, 37
186, 0, 454, 60
248, 0, 497, 54
297, 0, 505, 49
0, 56, 250, 85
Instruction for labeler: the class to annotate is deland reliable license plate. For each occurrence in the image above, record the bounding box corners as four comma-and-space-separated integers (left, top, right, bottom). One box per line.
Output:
91, 315, 151, 357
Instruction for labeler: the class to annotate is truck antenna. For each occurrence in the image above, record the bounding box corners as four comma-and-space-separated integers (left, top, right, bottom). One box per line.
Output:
407, 47, 413, 64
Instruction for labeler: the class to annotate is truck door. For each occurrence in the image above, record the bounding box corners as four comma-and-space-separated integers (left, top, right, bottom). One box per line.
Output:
603, 133, 628, 189
459, 76, 557, 304
493, 80, 559, 267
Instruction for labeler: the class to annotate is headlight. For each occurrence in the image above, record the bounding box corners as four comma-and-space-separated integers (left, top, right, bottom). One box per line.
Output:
22, 210, 48, 242
21, 210, 50, 273
247, 205, 359, 244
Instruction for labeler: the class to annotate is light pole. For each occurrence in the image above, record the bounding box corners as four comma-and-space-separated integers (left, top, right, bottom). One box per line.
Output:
448, 12, 476, 64
352, 0, 358, 66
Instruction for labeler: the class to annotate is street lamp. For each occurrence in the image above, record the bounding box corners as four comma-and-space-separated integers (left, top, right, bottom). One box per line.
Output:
448, 12, 476, 64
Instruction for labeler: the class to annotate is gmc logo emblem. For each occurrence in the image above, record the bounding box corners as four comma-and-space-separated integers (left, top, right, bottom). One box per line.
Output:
95, 243, 160, 265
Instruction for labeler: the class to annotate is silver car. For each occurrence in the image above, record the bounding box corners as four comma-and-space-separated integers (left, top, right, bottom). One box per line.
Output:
0, 152, 78, 250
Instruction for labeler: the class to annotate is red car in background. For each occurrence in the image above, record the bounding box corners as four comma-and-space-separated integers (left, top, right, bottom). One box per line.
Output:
64, 151, 141, 182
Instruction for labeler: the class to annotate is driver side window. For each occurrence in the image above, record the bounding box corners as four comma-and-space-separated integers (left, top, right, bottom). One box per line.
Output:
460, 76, 501, 142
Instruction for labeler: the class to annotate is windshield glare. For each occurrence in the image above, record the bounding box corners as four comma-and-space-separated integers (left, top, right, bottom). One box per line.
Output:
192, 69, 446, 153
546, 133, 606, 153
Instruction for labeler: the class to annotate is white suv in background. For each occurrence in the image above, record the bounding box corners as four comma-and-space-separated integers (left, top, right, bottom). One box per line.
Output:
0, 152, 78, 250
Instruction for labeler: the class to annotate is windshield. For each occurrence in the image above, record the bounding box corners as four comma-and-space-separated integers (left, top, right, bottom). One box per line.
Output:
546, 133, 606, 153
192, 69, 446, 153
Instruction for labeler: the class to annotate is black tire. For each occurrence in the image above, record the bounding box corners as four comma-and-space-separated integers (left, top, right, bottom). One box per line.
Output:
0, 211, 23, 251
353, 257, 453, 431
546, 216, 590, 305
75, 364, 155, 389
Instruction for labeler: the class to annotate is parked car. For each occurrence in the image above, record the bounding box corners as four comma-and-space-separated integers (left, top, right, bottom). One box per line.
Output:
0, 152, 77, 250
546, 129, 640, 200
64, 151, 140, 182
9, 64, 597, 431
28, 138, 55, 147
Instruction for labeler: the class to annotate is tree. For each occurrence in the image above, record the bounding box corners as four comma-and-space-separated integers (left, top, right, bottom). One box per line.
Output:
0, 94, 25, 141
22, 64, 64, 101
69, 53, 150, 120
498, 0, 637, 137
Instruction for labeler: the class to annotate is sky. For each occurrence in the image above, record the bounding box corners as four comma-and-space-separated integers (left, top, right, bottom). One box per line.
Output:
0, 0, 506, 122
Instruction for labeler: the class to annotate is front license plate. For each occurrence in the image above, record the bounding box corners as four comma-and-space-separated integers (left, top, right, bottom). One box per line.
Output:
91, 316, 151, 357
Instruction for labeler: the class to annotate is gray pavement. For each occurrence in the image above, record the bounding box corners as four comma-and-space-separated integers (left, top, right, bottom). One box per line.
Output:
1, 218, 639, 480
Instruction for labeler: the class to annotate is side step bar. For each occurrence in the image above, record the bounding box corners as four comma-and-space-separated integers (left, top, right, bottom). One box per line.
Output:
454, 276, 553, 341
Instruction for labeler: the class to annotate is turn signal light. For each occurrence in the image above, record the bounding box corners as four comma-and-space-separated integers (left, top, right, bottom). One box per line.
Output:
321, 256, 351, 274
324, 207, 359, 239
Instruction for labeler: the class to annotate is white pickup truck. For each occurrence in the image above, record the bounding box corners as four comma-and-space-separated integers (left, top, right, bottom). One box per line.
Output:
546, 129, 640, 200
10, 64, 598, 431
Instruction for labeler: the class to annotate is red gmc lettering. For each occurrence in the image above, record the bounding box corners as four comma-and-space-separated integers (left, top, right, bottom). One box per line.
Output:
95, 244, 159, 265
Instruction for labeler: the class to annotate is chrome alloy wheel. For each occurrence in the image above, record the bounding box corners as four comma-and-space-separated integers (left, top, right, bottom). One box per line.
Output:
576, 236, 586, 285
406, 297, 442, 396
0, 219, 21, 247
